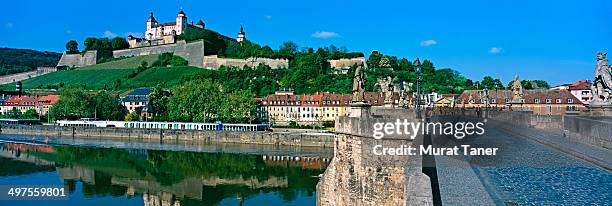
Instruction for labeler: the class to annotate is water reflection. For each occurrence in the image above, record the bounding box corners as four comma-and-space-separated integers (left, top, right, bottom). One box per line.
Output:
0, 141, 330, 206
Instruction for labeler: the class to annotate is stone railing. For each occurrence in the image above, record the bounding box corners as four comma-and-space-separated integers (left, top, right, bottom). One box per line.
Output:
472, 110, 611, 150
563, 116, 612, 149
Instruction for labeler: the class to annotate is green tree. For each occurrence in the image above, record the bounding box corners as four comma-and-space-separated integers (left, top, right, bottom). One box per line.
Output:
92, 91, 126, 120
65, 40, 79, 54
22, 109, 39, 119
49, 89, 124, 121
278, 41, 298, 58
149, 85, 171, 121
111, 37, 129, 50
98, 38, 112, 50
124, 112, 139, 121
367, 51, 383, 68
84, 37, 101, 51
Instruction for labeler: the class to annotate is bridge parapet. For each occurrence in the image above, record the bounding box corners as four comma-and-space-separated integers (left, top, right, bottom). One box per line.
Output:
317, 109, 434, 206
469, 110, 611, 150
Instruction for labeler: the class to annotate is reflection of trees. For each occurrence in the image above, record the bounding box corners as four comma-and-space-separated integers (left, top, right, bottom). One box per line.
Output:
27, 146, 325, 204
0, 156, 55, 176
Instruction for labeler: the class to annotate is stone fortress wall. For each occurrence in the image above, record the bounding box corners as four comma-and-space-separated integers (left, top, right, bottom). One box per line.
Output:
202, 55, 289, 69
56, 51, 98, 68
113, 40, 205, 68
113, 40, 288, 69
0, 67, 58, 85
329, 57, 367, 68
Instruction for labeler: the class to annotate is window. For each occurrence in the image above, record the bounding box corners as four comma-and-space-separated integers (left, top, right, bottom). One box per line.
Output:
568, 99, 573, 103
545, 99, 552, 103
556, 99, 561, 103
505, 98, 510, 103
534, 99, 540, 104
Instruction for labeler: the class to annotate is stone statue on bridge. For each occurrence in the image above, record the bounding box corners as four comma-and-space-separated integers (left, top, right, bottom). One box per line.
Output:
591, 52, 612, 106
377, 76, 396, 106
511, 74, 524, 103
352, 66, 366, 102
400, 81, 413, 108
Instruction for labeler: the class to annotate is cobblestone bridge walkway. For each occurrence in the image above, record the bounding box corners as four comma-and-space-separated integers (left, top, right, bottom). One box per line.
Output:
432, 117, 611, 205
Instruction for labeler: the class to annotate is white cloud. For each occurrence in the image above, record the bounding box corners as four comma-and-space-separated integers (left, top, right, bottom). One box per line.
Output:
5, 22, 13, 29
265, 15, 272, 20
489, 47, 503, 54
420, 40, 437, 47
312, 31, 340, 39
124, 32, 144, 38
103, 30, 117, 38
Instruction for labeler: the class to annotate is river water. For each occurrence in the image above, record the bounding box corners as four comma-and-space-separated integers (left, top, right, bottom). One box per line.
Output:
0, 134, 332, 206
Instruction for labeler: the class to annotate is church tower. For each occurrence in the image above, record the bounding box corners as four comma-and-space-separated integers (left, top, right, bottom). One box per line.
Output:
237, 25, 246, 43
146, 12, 157, 40
176, 9, 187, 35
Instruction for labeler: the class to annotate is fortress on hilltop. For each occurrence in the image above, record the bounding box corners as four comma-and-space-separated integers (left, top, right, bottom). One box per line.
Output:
57, 9, 288, 69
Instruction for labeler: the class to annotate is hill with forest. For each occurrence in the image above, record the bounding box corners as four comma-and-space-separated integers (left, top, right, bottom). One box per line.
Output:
0, 48, 61, 75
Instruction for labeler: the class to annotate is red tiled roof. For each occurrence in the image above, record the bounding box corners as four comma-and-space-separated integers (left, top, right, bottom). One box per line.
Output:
568, 80, 591, 90
4, 96, 37, 106
37, 94, 60, 105
458, 90, 582, 104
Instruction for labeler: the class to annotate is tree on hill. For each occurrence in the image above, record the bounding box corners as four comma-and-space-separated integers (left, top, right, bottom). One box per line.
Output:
65, 40, 79, 54
0, 48, 61, 75
367, 51, 383, 68
111, 37, 129, 50
179, 27, 227, 55
278, 41, 298, 58
99, 38, 112, 50
84, 37, 101, 51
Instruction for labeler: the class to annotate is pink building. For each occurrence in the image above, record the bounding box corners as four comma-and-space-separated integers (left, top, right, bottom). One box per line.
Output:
551, 80, 592, 105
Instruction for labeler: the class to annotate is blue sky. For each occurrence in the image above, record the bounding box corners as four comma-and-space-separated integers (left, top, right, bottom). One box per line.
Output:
1, 0, 610, 85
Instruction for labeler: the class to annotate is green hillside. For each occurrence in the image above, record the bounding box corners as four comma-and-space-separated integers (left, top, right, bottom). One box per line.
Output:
0, 48, 61, 75
80, 54, 159, 70
0, 65, 205, 92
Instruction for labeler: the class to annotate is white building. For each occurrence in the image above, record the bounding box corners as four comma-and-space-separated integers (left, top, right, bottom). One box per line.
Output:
145, 10, 188, 40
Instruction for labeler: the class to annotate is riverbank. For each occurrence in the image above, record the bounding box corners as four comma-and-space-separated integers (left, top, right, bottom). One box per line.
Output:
0, 125, 334, 147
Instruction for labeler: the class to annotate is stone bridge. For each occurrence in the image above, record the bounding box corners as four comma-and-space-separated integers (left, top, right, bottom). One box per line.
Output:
317, 108, 611, 205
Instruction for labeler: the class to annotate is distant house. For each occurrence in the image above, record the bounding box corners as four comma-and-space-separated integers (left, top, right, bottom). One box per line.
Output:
550, 80, 592, 105
258, 91, 395, 125
36, 94, 60, 115
122, 88, 152, 119
457, 89, 584, 115
0, 96, 37, 115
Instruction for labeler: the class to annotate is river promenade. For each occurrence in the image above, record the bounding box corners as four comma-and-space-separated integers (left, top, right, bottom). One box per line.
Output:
0, 124, 334, 147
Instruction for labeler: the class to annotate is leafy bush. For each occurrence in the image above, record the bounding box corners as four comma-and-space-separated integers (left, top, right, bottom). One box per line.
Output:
151, 53, 188, 67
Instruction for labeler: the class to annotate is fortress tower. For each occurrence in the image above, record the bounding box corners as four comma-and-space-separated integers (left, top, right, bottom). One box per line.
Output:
237, 26, 246, 43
